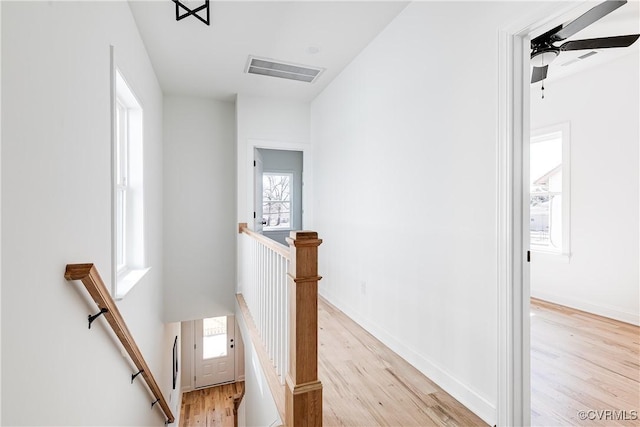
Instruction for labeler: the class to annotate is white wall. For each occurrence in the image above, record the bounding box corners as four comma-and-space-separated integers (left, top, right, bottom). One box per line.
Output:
1, 1, 173, 425
235, 318, 245, 382
530, 52, 640, 325
235, 300, 281, 427
162, 322, 182, 424
0, 3, 3, 421
309, 2, 555, 424
163, 96, 236, 322
180, 320, 195, 391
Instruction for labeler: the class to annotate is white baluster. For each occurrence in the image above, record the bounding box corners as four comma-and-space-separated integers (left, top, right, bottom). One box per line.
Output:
276, 254, 280, 367
267, 249, 273, 359
260, 244, 265, 339
284, 257, 290, 383
271, 250, 276, 362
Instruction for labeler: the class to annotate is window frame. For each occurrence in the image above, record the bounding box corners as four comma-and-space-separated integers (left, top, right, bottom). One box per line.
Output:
529, 122, 571, 257
262, 172, 293, 231
115, 99, 128, 273
112, 62, 149, 299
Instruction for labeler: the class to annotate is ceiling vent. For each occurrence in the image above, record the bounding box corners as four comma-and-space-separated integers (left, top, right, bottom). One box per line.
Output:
562, 51, 598, 66
245, 56, 324, 83
578, 51, 598, 60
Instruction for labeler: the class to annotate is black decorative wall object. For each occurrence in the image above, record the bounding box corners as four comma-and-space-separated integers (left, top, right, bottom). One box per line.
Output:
172, 336, 178, 389
171, 0, 210, 26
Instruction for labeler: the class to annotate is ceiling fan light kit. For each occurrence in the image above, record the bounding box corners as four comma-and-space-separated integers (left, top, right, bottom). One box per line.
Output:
531, 49, 559, 67
530, 0, 639, 91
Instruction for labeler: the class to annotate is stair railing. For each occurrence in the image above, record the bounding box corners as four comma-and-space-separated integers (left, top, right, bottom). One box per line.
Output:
240, 224, 290, 383
65, 263, 175, 424
238, 223, 323, 427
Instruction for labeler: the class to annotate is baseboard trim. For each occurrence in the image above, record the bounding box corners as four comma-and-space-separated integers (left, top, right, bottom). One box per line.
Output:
319, 289, 496, 426
531, 290, 639, 326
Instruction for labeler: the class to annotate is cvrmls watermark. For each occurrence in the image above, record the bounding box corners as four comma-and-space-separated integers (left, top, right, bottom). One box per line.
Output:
577, 410, 638, 421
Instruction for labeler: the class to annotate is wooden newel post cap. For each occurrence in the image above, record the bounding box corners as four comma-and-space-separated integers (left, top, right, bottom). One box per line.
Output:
286, 230, 323, 247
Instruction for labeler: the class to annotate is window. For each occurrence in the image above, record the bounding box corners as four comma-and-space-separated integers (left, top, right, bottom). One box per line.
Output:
113, 69, 147, 298
115, 99, 127, 271
262, 173, 292, 230
202, 316, 228, 359
530, 123, 570, 255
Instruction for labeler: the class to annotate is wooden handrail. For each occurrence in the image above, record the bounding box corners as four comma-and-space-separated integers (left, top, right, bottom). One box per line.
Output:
65, 263, 175, 424
238, 222, 289, 259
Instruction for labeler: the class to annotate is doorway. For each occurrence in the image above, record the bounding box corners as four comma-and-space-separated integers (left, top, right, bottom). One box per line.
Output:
254, 148, 304, 245
498, 1, 640, 425
194, 315, 236, 388
527, 3, 640, 423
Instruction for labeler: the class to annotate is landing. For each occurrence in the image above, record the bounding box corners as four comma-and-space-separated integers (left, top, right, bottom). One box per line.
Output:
180, 381, 244, 427
318, 298, 487, 426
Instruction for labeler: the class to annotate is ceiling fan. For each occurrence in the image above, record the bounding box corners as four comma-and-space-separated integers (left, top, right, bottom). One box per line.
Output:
530, 0, 639, 84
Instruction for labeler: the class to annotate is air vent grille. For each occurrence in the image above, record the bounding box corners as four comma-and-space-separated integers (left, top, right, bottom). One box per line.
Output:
245, 56, 324, 83
561, 59, 580, 67
578, 51, 598, 60
562, 51, 598, 66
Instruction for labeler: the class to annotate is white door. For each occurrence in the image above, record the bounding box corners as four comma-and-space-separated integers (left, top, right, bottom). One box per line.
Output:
254, 148, 265, 232
194, 316, 235, 388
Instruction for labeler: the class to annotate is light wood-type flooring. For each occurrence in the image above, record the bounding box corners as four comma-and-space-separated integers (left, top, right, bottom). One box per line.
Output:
182, 297, 486, 427
531, 298, 640, 426
319, 297, 487, 426
180, 381, 244, 427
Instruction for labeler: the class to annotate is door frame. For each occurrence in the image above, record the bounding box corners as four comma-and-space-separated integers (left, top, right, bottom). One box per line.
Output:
496, 2, 591, 425
254, 148, 265, 233
246, 139, 312, 230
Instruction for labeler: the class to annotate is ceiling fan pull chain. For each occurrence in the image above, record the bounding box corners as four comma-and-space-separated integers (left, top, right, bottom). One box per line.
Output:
540, 56, 546, 99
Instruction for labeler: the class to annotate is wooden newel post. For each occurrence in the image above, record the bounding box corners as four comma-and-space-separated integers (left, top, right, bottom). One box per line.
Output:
285, 230, 323, 427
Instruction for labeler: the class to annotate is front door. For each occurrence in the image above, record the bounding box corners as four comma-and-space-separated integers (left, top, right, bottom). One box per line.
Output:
194, 316, 235, 388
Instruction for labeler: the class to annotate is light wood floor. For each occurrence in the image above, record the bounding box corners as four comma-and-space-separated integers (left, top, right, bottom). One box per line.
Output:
319, 297, 487, 426
180, 382, 244, 427
531, 298, 640, 426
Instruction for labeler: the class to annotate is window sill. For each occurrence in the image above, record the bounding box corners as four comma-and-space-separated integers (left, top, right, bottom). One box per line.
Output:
115, 267, 150, 300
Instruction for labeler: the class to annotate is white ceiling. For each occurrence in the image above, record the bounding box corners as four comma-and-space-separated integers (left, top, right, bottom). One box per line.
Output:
537, 0, 640, 84
128, 0, 409, 101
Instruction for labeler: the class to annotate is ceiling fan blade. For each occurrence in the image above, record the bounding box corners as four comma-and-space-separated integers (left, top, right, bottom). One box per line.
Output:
553, 0, 627, 41
561, 34, 640, 51
531, 65, 548, 83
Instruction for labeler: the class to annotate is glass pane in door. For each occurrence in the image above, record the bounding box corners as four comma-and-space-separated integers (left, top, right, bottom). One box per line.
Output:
202, 316, 227, 359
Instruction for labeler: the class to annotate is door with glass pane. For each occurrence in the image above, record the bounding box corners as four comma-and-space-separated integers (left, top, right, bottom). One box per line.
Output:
194, 316, 235, 388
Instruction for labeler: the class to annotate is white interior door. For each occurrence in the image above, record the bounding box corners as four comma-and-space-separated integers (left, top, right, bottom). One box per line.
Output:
194, 316, 235, 388
254, 148, 264, 232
